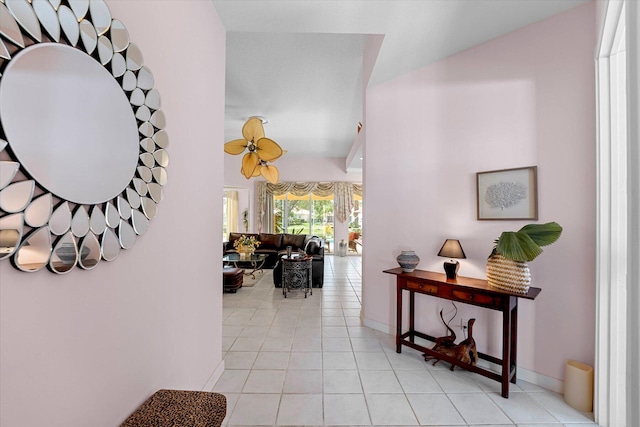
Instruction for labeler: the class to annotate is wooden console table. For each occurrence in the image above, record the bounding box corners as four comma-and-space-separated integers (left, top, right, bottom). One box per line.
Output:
383, 267, 541, 398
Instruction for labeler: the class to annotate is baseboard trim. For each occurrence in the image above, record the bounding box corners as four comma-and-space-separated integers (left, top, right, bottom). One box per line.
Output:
516, 365, 563, 393
361, 316, 564, 394
202, 359, 225, 392
362, 316, 395, 335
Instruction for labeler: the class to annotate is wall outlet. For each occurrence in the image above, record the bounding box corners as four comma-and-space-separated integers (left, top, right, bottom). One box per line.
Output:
460, 318, 468, 330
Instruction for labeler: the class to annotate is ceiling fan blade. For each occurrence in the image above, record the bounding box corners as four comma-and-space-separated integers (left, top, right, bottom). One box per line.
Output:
261, 164, 279, 184
224, 138, 248, 155
241, 164, 257, 178
241, 117, 265, 142
241, 152, 260, 179
255, 137, 283, 161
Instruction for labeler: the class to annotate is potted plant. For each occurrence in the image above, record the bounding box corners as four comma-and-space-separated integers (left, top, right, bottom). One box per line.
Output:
233, 234, 260, 259
242, 209, 249, 232
486, 222, 562, 294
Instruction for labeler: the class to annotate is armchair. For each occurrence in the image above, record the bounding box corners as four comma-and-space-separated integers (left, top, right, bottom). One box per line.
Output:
348, 232, 360, 253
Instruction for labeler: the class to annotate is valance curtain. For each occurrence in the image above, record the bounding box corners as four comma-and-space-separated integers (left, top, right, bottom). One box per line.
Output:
256, 181, 362, 232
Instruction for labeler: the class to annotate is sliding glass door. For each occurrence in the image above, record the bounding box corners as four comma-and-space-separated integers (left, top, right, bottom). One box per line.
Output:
273, 193, 335, 252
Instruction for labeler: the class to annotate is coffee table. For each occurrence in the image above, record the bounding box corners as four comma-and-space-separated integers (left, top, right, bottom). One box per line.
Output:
223, 253, 268, 279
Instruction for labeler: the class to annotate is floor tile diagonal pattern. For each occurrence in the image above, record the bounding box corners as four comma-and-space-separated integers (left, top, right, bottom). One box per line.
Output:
216, 255, 599, 426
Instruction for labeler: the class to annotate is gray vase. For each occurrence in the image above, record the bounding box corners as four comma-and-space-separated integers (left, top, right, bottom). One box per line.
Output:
397, 250, 420, 272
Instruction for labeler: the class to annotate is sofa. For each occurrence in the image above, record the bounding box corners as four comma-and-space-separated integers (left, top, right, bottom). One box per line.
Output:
223, 232, 325, 287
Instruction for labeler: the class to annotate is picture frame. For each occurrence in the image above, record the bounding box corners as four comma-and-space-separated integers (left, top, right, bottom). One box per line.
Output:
476, 166, 538, 220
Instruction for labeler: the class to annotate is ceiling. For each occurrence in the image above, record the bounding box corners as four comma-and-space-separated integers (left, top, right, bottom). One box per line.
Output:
213, 0, 589, 172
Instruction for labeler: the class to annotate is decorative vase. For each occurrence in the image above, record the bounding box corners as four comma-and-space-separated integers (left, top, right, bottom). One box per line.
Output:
237, 246, 254, 259
397, 250, 420, 272
486, 253, 531, 294
338, 240, 347, 257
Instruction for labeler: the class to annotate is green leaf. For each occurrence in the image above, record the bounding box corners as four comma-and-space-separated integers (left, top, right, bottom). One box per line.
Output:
518, 222, 563, 247
496, 231, 543, 262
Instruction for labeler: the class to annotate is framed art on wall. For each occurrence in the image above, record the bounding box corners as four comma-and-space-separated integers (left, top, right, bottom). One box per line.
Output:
476, 166, 538, 220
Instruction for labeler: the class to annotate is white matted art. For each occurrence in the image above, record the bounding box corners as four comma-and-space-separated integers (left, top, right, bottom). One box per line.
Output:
476, 166, 537, 220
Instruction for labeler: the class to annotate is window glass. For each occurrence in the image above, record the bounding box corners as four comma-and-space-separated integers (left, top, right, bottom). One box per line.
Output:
273, 193, 335, 252
223, 189, 238, 241
222, 195, 228, 242
348, 197, 362, 253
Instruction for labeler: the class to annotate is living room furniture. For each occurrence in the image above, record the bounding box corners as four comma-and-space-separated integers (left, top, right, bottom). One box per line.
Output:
224, 232, 325, 287
384, 267, 541, 398
224, 233, 322, 268
348, 232, 360, 252
281, 255, 313, 298
120, 389, 226, 427
273, 236, 324, 288
223, 253, 268, 279
222, 266, 243, 293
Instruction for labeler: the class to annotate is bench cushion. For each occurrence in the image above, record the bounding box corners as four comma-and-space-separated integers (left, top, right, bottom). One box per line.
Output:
121, 389, 226, 427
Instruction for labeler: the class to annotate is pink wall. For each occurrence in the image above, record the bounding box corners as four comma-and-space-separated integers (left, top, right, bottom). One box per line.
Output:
363, 2, 596, 382
0, 2, 226, 426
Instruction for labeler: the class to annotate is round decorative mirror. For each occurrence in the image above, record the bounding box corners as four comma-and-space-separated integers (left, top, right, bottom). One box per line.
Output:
0, 0, 169, 274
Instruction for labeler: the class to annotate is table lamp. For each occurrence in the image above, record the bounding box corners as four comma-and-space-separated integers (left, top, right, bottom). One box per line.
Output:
437, 239, 466, 279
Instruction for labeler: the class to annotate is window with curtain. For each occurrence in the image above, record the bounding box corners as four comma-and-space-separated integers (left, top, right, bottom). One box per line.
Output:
256, 182, 362, 253
257, 182, 361, 228
223, 190, 238, 241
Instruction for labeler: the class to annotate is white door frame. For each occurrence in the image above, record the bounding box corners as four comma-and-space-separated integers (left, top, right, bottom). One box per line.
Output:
595, 1, 639, 425
624, 1, 639, 425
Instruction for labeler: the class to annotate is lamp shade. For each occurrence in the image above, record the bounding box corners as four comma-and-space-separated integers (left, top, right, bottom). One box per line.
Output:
437, 239, 466, 259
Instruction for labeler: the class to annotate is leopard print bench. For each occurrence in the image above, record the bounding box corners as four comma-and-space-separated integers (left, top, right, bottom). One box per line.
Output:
121, 389, 226, 427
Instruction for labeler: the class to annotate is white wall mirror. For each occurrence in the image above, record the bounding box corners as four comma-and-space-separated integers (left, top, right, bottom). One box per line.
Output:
0, 0, 169, 274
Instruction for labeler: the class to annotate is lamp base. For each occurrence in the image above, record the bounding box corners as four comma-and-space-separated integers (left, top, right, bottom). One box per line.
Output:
443, 260, 460, 280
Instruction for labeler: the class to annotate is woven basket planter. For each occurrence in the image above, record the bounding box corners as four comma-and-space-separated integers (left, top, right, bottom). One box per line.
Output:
486, 253, 531, 294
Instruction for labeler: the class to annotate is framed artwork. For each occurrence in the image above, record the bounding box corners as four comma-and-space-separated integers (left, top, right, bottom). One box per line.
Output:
476, 166, 538, 220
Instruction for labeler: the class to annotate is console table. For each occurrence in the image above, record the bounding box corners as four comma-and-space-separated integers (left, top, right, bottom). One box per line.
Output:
383, 267, 541, 398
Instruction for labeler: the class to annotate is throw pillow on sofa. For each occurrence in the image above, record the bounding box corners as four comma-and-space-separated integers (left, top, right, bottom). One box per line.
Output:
304, 239, 321, 255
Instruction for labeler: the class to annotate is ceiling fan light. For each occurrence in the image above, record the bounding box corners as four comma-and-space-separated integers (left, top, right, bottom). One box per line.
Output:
224, 138, 249, 155
242, 117, 265, 142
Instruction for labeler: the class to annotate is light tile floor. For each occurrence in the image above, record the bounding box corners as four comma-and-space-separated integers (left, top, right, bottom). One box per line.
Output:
216, 255, 598, 426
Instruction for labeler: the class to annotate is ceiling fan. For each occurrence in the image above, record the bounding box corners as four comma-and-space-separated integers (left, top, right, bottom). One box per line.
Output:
224, 117, 285, 184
